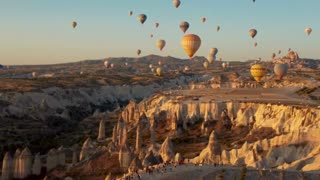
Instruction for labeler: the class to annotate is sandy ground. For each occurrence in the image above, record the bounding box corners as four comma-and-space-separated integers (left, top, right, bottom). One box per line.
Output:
163, 88, 318, 107
122, 164, 320, 180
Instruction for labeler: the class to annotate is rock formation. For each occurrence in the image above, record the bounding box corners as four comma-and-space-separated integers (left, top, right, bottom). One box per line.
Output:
135, 125, 142, 155
13, 149, 21, 179
32, 153, 41, 176
46, 148, 58, 172
118, 143, 132, 169
174, 153, 183, 163
79, 138, 94, 161
193, 131, 221, 164
142, 150, 159, 167
159, 137, 175, 162
112, 126, 117, 144
19, 147, 32, 179
58, 146, 66, 166
97, 119, 105, 140
1, 152, 13, 180
128, 157, 143, 173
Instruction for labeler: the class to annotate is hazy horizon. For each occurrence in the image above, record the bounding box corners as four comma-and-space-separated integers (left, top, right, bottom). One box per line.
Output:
1, 0, 320, 65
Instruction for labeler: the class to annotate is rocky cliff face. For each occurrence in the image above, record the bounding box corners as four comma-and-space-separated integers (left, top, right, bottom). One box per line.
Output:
119, 90, 320, 171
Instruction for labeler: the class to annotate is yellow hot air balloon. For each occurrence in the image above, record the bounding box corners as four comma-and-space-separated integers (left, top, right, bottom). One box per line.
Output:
179, 21, 189, 33
305, 27, 312, 36
203, 61, 209, 69
156, 67, 162, 76
129, 11, 133, 16
138, 14, 147, 24
71, 21, 77, 29
156, 40, 166, 51
249, 29, 257, 38
181, 34, 201, 59
250, 63, 266, 82
173, 0, 181, 8
137, 49, 141, 56
210, 48, 218, 56
202, 17, 206, 23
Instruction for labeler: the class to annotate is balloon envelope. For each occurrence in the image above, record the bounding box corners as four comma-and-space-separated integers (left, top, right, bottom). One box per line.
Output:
305, 27, 312, 36
180, 21, 190, 33
210, 48, 218, 56
156, 40, 166, 51
138, 14, 147, 24
217, 26, 220, 32
129, 11, 133, 16
156, 67, 162, 76
155, 22, 159, 28
207, 55, 215, 63
71, 21, 77, 28
274, 63, 288, 80
249, 29, 257, 38
202, 17, 206, 23
181, 34, 201, 58
203, 61, 209, 69
250, 63, 266, 82
137, 49, 141, 56
173, 0, 181, 8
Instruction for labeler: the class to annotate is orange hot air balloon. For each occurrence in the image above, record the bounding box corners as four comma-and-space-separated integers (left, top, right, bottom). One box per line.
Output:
173, 0, 181, 8
71, 21, 77, 29
202, 17, 206, 23
181, 34, 201, 59
155, 22, 159, 28
249, 29, 257, 38
250, 63, 266, 82
156, 40, 166, 51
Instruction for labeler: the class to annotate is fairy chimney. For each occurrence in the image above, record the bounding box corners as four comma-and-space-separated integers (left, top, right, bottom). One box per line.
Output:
32, 153, 41, 175
98, 119, 106, 140
1, 152, 13, 180
19, 147, 32, 179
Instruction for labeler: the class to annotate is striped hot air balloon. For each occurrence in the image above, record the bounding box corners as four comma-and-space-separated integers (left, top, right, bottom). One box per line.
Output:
181, 34, 201, 59
179, 21, 189, 33
250, 63, 266, 82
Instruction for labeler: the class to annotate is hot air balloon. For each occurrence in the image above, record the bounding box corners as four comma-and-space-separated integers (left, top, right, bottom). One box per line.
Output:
173, 0, 181, 8
129, 11, 133, 16
184, 66, 190, 72
137, 49, 141, 56
203, 61, 209, 69
32, 72, 37, 78
254, 42, 258, 47
155, 22, 159, 28
179, 21, 190, 34
207, 55, 215, 63
158, 61, 162, 66
110, 64, 114, 68
305, 27, 312, 36
138, 14, 147, 24
250, 63, 266, 82
249, 29, 257, 38
272, 53, 276, 59
278, 50, 282, 54
181, 34, 201, 59
125, 62, 128, 66
150, 34, 154, 38
202, 17, 206, 23
71, 21, 77, 29
217, 26, 220, 32
104, 60, 109, 68
274, 63, 288, 80
156, 67, 162, 76
151, 68, 155, 73
210, 48, 218, 56
149, 64, 153, 69
156, 40, 166, 51
222, 62, 227, 69
288, 48, 291, 52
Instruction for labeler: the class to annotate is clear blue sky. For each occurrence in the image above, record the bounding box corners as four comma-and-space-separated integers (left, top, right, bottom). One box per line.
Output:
0, 0, 319, 65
